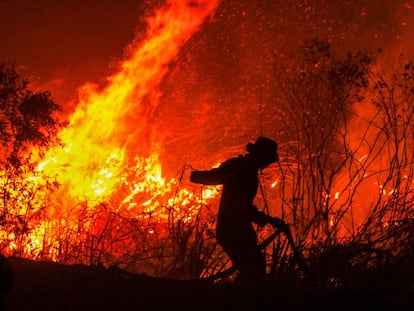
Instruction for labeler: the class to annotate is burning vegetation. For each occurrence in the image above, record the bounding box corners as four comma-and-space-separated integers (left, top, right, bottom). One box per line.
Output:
1, 0, 414, 307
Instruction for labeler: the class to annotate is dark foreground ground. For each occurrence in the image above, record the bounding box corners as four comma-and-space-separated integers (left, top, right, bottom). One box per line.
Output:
2, 257, 413, 311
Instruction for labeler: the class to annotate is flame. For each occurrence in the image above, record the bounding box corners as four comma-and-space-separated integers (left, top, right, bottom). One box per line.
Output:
1, 0, 221, 265
39, 0, 219, 204
3, 0, 413, 276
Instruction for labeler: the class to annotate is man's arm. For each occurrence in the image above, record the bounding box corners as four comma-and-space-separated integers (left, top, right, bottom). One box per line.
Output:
190, 167, 223, 185
248, 205, 273, 227
248, 205, 289, 231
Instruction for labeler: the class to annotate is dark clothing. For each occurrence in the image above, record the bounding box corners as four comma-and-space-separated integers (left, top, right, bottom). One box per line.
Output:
190, 154, 273, 278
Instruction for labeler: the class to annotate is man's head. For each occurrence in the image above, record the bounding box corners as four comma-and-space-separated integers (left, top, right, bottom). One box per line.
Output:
246, 136, 279, 169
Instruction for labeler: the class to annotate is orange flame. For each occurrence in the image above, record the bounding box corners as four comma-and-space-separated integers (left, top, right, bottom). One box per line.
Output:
2, 1, 221, 264
40, 0, 220, 204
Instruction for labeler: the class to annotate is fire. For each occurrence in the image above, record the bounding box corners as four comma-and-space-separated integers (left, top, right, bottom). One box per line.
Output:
2, 0, 413, 279
40, 0, 220, 203
1, 0, 221, 271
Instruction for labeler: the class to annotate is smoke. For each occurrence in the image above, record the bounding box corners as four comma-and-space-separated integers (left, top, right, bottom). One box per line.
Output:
152, 0, 413, 173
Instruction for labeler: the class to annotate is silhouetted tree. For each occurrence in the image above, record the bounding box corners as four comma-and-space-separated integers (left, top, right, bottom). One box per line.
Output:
273, 38, 372, 245
0, 61, 65, 256
0, 61, 65, 169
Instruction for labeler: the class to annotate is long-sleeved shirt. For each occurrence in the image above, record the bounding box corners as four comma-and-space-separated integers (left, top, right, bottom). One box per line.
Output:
190, 154, 272, 246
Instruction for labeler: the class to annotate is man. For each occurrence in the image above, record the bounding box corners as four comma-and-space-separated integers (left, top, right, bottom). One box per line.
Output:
190, 136, 286, 282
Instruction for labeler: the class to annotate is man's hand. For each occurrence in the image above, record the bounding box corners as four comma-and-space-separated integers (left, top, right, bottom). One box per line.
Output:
269, 217, 289, 232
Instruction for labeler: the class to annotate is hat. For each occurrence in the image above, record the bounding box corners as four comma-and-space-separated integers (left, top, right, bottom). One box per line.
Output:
247, 136, 279, 162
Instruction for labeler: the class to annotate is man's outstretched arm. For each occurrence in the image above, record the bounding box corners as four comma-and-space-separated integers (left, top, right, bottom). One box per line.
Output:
190, 167, 223, 185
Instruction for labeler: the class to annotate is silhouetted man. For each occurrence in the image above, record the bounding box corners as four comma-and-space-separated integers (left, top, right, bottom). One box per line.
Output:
190, 136, 286, 284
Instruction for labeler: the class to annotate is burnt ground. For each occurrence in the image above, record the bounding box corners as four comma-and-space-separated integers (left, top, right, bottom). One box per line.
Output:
2, 257, 413, 311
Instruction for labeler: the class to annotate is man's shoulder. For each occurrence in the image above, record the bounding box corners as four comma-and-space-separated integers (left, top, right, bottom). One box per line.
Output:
221, 155, 246, 170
